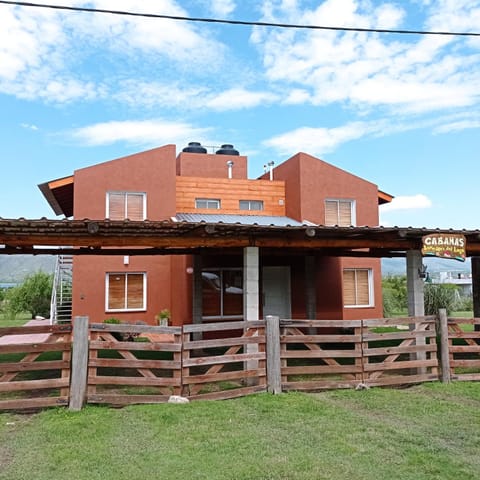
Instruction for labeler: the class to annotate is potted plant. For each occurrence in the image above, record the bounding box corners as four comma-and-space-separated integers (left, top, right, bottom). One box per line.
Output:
155, 309, 171, 326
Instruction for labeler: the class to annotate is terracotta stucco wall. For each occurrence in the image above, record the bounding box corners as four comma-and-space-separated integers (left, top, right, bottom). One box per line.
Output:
269, 152, 383, 319
176, 152, 248, 179
71, 145, 180, 324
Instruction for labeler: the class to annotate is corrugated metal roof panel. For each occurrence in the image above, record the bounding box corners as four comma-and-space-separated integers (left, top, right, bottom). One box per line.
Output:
175, 213, 306, 226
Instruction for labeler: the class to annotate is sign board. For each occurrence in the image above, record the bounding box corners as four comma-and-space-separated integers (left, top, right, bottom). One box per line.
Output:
421, 234, 466, 262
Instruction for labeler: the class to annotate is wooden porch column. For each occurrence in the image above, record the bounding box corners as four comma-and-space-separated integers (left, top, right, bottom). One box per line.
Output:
243, 247, 259, 321
406, 250, 426, 371
472, 257, 480, 331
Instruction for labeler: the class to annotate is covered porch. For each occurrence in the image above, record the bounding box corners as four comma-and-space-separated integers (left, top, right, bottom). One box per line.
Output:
2, 218, 480, 323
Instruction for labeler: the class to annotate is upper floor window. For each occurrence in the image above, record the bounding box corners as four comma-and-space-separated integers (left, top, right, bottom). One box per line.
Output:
107, 192, 146, 220
195, 198, 221, 209
239, 200, 264, 211
325, 199, 355, 226
343, 268, 373, 308
106, 272, 146, 312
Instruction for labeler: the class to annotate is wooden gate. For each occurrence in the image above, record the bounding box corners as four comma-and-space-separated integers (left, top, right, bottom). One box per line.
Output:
362, 316, 438, 387
87, 323, 182, 406
279, 319, 363, 391
182, 321, 267, 400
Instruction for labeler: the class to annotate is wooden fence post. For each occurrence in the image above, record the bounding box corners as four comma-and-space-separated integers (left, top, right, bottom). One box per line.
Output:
437, 309, 451, 383
266, 315, 282, 394
69, 316, 90, 411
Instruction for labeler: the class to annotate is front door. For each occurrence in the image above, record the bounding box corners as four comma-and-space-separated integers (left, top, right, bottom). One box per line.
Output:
262, 266, 291, 319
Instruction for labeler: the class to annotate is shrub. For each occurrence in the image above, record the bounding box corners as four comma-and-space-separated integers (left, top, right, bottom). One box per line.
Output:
424, 284, 458, 315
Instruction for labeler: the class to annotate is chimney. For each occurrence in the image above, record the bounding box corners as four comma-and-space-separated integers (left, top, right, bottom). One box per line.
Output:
227, 160, 234, 179
268, 161, 275, 181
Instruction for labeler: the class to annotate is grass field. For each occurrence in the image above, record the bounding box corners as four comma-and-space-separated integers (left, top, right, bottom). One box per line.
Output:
1, 383, 479, 480
0, 312, 32, 328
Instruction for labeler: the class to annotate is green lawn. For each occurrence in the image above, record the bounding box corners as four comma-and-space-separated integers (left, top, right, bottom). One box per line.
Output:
0, 312, 32, 328
1, 383, 479, 480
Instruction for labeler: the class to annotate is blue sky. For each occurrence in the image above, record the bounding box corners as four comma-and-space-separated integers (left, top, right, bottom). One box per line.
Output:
1, 0, 479, 229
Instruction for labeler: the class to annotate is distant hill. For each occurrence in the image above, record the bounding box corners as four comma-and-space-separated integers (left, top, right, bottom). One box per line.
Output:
0, 255, 56, 283
0, 253, 472, 284
382, 257, 471, 277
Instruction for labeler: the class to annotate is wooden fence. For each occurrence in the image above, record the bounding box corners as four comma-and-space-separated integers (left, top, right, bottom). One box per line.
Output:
0, 311, 479, 411
278, 316, 438, 391
182, 320, 266, 400
445, 316, 480, 381
0, 324, 72, 410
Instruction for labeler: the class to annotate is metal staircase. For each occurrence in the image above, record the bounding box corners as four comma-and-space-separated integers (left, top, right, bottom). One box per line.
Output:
50, 254, 73, 324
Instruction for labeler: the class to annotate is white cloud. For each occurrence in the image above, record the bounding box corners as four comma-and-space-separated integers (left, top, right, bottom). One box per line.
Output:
434, 120, 480, 134
208, 88, 278, 110
20, 123, 39, 131
380, 194, 433, 213
263, 122, 378, 156
251, 1, 480, 114
70, 119, 212, 147
207, 0, 237, 17
0, 0, 227, 103
115, 82, 276, 111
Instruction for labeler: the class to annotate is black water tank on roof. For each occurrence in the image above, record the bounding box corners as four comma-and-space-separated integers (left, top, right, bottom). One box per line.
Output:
182, 142, 207, 154
215, 144, 239, 156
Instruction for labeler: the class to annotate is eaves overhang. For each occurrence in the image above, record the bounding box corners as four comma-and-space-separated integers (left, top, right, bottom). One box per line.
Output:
1, 218, 479, 258
38, 176, 74, 218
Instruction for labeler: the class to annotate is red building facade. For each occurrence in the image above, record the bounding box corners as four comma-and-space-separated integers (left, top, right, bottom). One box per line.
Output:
40, 143, 392, 325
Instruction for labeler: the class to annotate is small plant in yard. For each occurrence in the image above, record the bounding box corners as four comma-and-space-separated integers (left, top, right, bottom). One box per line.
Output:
155, 308, 171, 326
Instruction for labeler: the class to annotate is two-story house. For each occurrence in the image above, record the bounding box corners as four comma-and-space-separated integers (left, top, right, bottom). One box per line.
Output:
39, 142, 392, 325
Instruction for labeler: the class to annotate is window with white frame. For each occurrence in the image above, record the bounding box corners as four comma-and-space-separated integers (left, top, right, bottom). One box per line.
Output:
343, 268, 373, 307
107, 192, 146, 220
239, 200, 264, 211
195, 198, 221, 209
325, 199, 355, 226
106, 272, 146, 311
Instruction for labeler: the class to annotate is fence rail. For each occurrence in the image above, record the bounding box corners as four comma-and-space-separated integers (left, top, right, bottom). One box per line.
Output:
447, 317, 480, 381
0, 312, 479, 411
0, 324, 72, 410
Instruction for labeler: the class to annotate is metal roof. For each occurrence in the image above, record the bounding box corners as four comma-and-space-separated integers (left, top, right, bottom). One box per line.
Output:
175, 213, 307, 226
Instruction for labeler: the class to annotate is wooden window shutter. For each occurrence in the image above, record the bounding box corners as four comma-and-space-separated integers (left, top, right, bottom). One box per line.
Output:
126, 194, 144, 220
343, 270, 356, 305
325, 200, 338, 225
338, 201, 352, 226
127, 274, 144, 309
356, 270, 370, 305
108, 274, 126, 310
109, 193, 125, 220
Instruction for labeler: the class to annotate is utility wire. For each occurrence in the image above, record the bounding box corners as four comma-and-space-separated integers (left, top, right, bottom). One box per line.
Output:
1, 0, 480, 37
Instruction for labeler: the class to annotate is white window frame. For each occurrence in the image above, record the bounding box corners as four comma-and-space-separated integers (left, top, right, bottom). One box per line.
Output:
325, 198, 356, 226
195, 198, 221, 209
106, 191, 147, 220
105, 272, 147, 312
343, 268, 374, 308
239, 200, 264, 211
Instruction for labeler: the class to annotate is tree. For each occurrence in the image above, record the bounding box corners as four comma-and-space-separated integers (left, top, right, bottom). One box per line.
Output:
382, 275, 407, 317
3, 272, 53, 319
